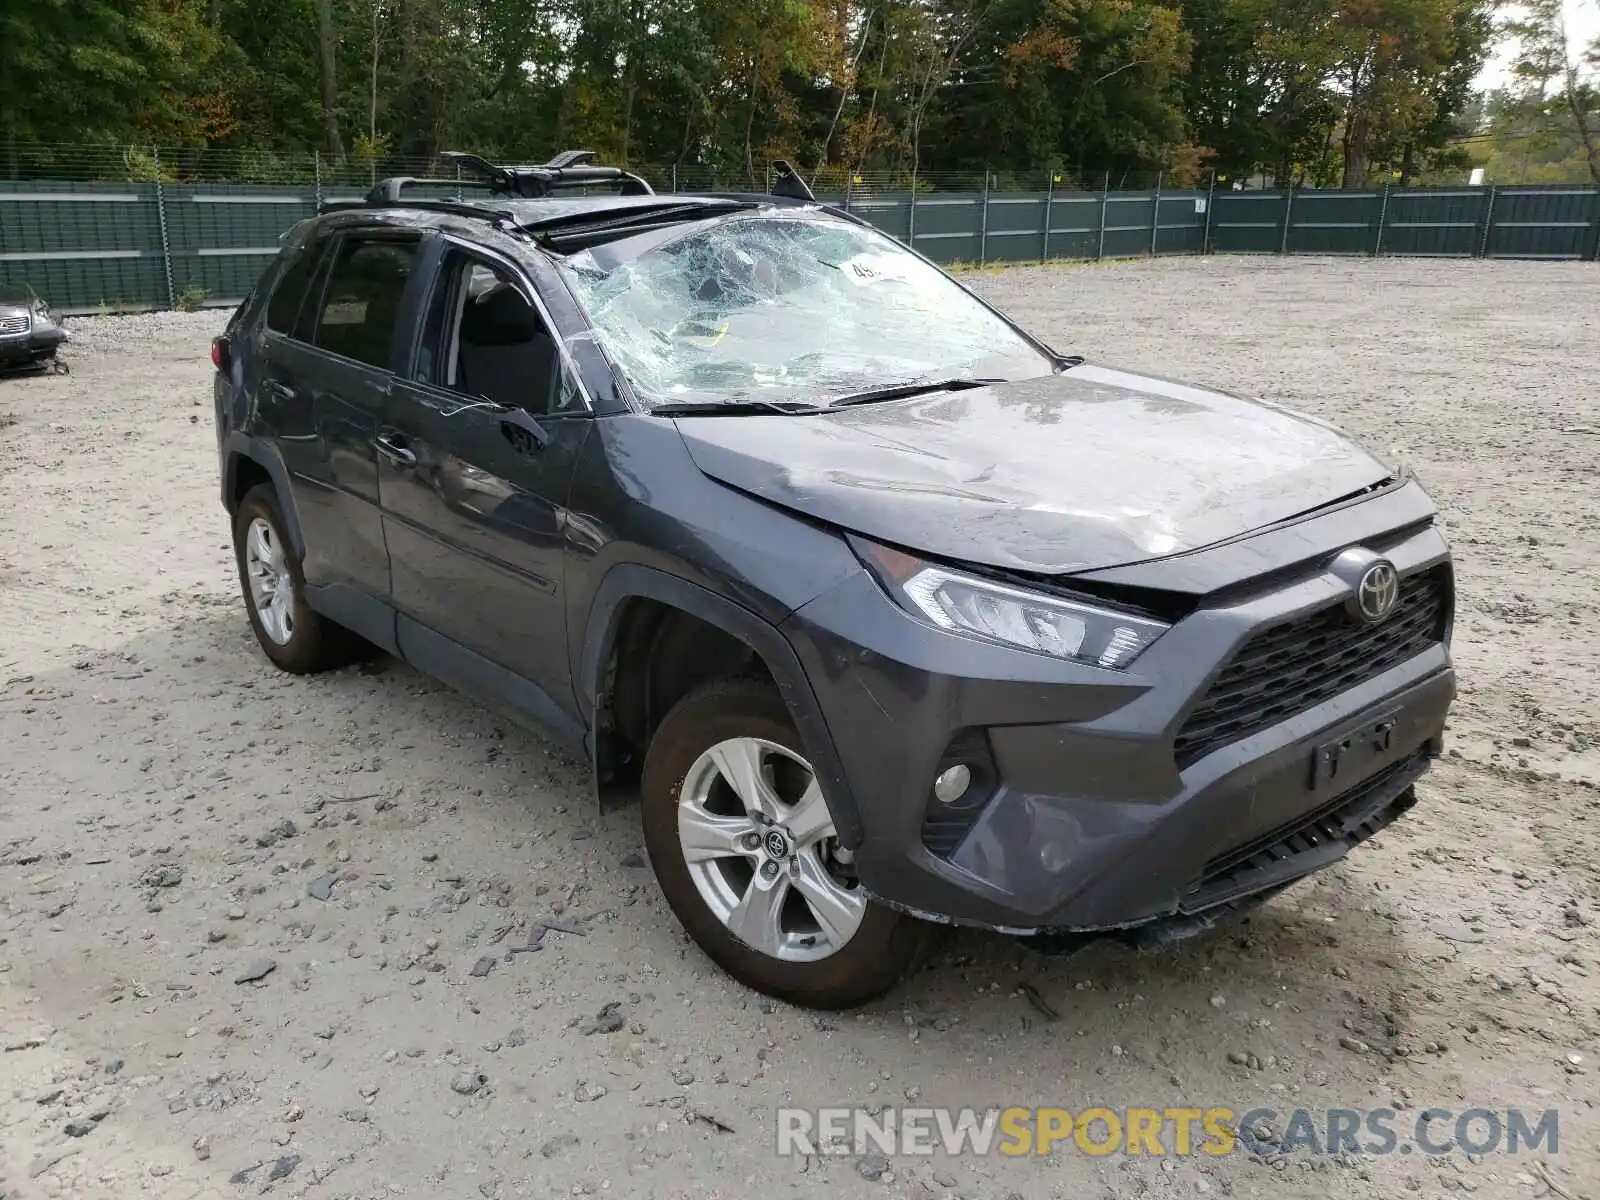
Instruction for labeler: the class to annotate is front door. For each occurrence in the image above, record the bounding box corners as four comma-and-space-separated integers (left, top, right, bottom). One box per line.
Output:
378, 247, 591, 731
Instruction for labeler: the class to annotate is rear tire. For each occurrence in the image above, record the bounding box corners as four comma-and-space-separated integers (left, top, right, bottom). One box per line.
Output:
232, 483, 357, 674
641, 677, 925, 1008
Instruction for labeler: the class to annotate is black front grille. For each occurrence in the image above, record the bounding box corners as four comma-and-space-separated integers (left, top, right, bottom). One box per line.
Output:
1174, 566, 1449, 769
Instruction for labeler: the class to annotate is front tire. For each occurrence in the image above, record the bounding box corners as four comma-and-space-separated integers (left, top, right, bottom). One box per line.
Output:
641, 677, 924, 1008
232, 484, 356, 674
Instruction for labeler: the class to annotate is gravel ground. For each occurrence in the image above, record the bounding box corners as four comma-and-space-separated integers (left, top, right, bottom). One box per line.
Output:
1, 256, 1597, 1200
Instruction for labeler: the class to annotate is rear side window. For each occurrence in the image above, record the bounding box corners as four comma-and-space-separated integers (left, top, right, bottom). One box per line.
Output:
264, 249, 319, 335
312, 237, 419, 369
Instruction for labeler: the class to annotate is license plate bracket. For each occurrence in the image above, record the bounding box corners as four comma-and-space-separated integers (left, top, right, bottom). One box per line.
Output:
1310, 709, 1401, 792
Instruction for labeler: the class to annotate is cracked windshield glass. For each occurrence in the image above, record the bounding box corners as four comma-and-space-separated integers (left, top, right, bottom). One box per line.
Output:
557, 215, 1055, 409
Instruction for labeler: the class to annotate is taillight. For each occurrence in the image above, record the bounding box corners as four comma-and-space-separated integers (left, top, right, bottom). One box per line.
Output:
211, 337, 229, 371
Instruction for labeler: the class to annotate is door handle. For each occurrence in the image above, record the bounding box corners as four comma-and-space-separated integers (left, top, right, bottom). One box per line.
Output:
262, 379, 295, 402
374, 434, 416, 467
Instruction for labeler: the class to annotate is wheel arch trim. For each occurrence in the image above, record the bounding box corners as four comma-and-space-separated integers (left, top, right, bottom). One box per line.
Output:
222, 435, 305, 559
577, 563, 863, 848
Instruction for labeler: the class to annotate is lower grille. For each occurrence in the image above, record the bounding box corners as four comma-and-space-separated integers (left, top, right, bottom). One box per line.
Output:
1175, 565, 1449, 769
0, 314, 30, 338
1179, 750, 1427, 914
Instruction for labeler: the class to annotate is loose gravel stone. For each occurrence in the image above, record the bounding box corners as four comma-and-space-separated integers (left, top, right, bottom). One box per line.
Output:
450, 1071, 487, 1096
856, 1154, 889, 1181
234, 958, 277, 984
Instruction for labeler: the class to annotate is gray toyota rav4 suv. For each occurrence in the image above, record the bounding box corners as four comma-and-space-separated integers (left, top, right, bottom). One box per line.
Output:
212, 154, 1456, 1007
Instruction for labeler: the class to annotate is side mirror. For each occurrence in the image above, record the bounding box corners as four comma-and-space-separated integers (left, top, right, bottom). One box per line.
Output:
499, 405, 550, 454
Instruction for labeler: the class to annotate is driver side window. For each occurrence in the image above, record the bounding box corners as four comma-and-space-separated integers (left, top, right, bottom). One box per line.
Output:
416, 254, 581, 415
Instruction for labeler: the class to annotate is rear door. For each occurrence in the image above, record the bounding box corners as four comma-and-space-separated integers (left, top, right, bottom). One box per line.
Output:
254, 229, 423, 609
377, 241, 592, 732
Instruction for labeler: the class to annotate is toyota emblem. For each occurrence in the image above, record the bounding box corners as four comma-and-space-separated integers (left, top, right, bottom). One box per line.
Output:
1355, 561, 1400, 624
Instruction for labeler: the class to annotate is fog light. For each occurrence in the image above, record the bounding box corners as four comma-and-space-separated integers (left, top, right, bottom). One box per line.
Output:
933, 764, 972, 805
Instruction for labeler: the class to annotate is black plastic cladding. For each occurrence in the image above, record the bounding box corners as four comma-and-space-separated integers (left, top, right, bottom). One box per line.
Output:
1180, 750, 1427, 914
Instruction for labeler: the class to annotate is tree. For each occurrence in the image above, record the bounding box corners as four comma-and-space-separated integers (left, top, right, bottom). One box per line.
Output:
0, 0, 233, 148
1503, 0, 1600, 184
313, 0, 345, 160
0, 0, 1510, 190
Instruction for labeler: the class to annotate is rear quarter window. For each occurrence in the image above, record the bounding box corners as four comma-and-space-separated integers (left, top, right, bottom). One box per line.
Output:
264, 249, 320, 336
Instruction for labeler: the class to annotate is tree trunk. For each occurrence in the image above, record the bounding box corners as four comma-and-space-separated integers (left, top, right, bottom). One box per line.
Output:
314, 0, 345, 163
1342, 109, 1370, 187
818, 12, 871, 172
1313, 119, 1336, 185
856, 83, 879, 175
677, 106, 695, 166
554, 77, 579, 148
743, 74, 758, 188
1340, 49, 1374, 188
1567, 71, 1600, 185
370, 0, 381, 146
622, 67, 637, 163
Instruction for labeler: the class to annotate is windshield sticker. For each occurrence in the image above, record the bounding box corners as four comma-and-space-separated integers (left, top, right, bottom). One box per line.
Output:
833, 254, 902, 286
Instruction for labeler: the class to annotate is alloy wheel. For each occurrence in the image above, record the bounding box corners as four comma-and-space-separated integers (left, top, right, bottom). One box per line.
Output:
244, 517, 295, 645
677, 736, 866, 962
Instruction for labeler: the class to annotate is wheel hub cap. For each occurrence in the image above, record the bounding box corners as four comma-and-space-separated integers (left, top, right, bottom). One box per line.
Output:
677, 736, 866, 963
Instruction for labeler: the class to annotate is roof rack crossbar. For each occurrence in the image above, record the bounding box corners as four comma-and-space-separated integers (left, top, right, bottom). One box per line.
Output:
438, 150, 655, 199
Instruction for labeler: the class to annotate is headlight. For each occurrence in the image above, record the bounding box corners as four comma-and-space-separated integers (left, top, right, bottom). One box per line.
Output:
855, 539, 1169, 669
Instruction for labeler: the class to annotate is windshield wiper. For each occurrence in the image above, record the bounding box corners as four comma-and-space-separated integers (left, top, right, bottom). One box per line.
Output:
827, 377, 1001, 408
651, 399, 827, 417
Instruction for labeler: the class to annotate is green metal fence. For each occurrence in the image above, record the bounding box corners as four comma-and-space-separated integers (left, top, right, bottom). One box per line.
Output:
3, 179, 1596, 313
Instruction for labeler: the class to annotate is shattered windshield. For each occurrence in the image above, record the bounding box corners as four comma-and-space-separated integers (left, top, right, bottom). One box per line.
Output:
556, 214, 1054, 409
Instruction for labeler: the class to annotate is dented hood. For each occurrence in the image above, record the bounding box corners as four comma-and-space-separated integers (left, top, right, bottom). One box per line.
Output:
671, 364, 1392, 575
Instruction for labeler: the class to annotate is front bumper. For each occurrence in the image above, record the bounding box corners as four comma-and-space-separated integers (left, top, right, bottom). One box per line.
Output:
780, 514, 1454, 934
0, 327, 68, 362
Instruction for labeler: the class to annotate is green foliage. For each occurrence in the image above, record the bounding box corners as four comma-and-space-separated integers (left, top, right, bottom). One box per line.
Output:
176, 283, 212, 312
0, 0, 1509, 184
0, 1, 235, 145
119, 147, 175, 182
1474, 0, 1600, 184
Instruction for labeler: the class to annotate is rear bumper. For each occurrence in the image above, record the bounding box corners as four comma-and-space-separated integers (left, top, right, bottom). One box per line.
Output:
781, 520, 1454, 934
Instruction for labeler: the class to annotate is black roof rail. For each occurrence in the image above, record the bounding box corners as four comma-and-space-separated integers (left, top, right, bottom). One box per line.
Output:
359, 176, 498, 204
438, 150, 656, 198
318, 186, 517, 223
